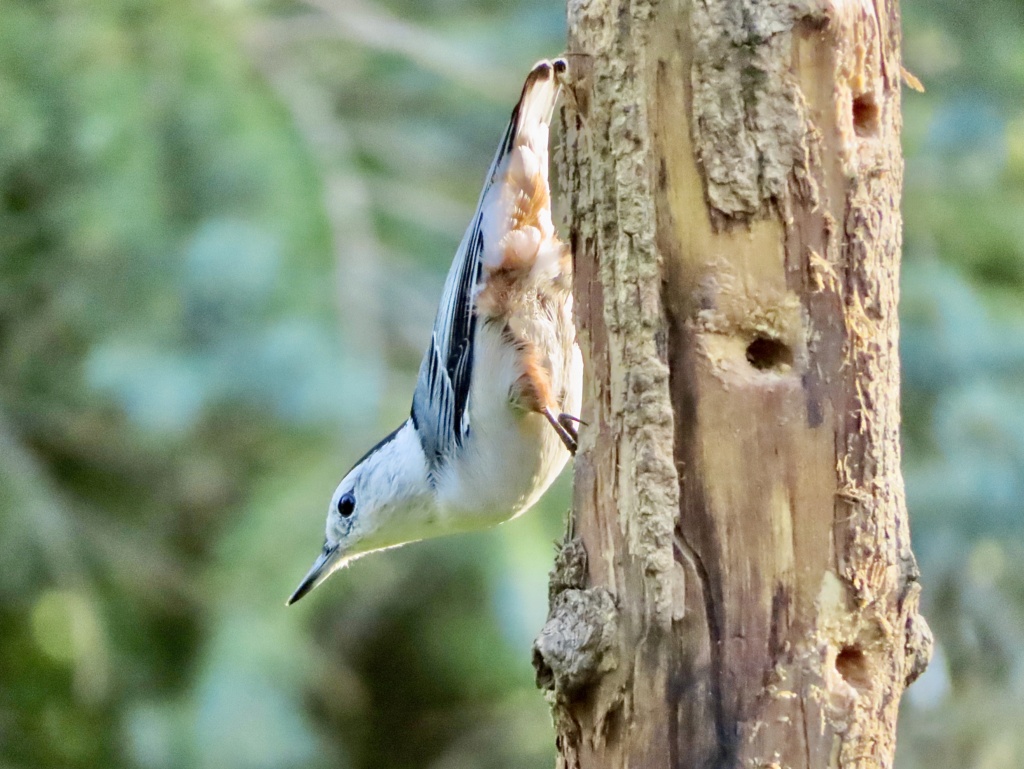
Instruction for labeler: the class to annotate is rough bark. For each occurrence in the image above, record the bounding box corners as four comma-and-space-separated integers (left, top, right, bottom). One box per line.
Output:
532, 1, 933, 768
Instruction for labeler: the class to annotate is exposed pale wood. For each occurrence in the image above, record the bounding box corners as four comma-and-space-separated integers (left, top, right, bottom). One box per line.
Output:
532, 0, 932, 767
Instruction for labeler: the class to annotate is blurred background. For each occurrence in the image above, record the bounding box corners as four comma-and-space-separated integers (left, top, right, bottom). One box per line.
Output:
0, 0, 1021, 767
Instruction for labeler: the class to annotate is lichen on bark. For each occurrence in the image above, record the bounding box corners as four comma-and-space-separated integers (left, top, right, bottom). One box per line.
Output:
690, 0, 825, 222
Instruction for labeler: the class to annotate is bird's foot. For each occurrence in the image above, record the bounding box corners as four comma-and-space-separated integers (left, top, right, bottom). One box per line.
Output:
544, 408, 579, 455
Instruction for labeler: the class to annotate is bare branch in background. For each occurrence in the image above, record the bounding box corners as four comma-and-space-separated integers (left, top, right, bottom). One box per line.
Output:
244, 38, 386, 364
250, 0, 515, 100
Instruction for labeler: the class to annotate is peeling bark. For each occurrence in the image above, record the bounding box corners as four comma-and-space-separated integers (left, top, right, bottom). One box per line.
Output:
532, 1, 932, 767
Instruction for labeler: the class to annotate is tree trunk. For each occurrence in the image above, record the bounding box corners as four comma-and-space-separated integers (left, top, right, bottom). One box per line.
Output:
532, 1, 933, 768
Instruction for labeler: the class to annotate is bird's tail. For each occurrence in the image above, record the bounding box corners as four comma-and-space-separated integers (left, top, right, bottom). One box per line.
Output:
478, 58, 567, 279
506, 57, 566, 172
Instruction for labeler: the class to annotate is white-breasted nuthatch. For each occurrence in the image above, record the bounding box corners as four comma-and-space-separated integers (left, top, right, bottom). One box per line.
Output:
288, 59, 581, 605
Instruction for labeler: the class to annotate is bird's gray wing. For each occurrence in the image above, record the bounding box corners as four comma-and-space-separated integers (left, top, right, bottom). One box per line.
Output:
410, 114, 519, 473
411, 58, 566, 474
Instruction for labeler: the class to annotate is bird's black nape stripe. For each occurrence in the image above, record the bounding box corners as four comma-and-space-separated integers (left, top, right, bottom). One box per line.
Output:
349, 423, 403, 472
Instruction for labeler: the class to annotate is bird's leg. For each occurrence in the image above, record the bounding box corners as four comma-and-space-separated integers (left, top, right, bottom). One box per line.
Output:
543, 407, 578, 455
558, 413, 581, 450
511, 341, 579, 455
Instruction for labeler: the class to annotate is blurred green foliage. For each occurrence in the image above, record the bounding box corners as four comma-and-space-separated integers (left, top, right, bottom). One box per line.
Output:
897, 2, 1024, 764
0, 0, 1021, 767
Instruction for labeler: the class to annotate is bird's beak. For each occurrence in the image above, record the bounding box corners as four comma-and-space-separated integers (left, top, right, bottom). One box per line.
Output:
286, 545, 343, 605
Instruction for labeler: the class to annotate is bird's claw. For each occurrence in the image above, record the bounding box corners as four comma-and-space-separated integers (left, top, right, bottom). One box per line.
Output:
544, 408, 579, 455
558, 414, 579, 455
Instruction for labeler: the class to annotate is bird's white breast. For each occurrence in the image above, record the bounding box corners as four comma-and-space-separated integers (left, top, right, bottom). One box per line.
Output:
434, 295, 582, 528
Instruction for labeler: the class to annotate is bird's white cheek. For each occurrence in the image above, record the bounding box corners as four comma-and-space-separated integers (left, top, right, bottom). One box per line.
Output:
327, 514, 355, 545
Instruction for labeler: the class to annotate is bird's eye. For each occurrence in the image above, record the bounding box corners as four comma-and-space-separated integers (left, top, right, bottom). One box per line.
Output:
336, 492, 356, 518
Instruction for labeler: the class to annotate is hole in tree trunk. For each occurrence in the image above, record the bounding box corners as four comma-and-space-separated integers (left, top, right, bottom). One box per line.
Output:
852, 94, 880, 137
835, 645, 871, 691
532, 647, 554, 691
745, 336, 793, 372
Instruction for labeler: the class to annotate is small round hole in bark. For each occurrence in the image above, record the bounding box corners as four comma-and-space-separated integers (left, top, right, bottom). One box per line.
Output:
835, 645, 871, 691
745, 336, 793, 372
852, 95, 880, 137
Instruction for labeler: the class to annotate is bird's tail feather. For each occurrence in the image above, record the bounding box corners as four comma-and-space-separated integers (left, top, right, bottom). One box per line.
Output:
509, 58, 565, 162
478, 59, 566, 278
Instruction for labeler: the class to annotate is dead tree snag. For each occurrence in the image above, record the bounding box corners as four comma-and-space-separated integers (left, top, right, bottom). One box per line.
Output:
533, 1, 932, 767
